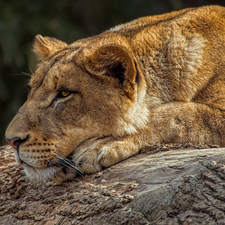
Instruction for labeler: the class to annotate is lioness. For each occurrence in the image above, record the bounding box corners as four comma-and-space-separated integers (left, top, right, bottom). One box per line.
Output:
5, 5, 225, 183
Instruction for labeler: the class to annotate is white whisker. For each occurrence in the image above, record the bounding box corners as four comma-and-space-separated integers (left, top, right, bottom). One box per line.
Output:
53, 152, 84, 176
54, 150, 93, 168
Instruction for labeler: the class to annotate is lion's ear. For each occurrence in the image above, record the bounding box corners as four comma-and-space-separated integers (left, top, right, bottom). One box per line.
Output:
85, 45, 138, 98
33, 35, 67, 62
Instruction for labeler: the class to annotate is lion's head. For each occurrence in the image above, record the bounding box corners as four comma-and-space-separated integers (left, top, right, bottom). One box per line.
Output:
5, 34, 148, 182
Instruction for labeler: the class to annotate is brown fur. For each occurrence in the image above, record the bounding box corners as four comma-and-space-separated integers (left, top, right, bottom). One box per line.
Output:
5, 5, 225, 183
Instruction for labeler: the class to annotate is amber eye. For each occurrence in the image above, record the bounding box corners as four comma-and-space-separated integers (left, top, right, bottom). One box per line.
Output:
58, 90, 71, 98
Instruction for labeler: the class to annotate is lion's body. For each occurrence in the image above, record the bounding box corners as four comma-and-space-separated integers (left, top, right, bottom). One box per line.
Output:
5, 5, 225, 183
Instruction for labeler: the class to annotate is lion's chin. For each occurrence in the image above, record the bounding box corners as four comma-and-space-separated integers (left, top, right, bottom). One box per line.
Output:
22, 164, 76, 184
23, 163, 59, 182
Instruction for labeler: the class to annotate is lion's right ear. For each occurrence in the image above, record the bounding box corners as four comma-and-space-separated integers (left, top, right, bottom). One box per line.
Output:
33, 35, 67, 62
80, 45, 140, 99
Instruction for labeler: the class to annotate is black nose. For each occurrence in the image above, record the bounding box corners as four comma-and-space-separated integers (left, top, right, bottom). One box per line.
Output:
6, 137, 25, 151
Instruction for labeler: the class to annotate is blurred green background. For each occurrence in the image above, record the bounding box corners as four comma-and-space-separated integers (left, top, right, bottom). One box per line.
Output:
0, 0, 224, 145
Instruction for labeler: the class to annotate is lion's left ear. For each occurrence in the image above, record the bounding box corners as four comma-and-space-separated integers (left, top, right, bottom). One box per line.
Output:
33, 35, 68, 62
84, 45, 138, 99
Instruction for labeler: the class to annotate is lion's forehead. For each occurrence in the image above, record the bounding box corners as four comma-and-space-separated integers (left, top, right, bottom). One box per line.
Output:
29, 45, 82, 88
30, 63, 73, 94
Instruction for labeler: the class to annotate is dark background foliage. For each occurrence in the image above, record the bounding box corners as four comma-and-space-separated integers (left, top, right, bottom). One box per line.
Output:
0, 0, 224, 145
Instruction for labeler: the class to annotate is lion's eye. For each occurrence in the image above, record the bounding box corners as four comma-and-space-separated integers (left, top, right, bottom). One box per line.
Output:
50, 89, 73, 106
58, 90, 71, 98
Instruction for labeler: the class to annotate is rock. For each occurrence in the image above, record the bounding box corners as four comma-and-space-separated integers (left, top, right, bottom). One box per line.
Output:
1, 145, 225, 224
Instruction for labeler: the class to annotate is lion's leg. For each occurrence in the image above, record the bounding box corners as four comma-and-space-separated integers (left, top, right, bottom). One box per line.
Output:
73, 101, 225, 174
149, 101, 225, 146
72, 135, 146, 174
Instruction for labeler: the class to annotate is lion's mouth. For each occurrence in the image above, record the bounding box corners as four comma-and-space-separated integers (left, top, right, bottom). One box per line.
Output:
14, 136, 104, 181
19, 150, 84, 182
15, 138, 94, 179
18, 149, 84, 175
13, 148, 23, 165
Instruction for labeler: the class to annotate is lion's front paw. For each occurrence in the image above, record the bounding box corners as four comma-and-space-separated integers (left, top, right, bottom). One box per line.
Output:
74, 148, 103, 174
97, 142, 126, 167
73, 140, 137, 174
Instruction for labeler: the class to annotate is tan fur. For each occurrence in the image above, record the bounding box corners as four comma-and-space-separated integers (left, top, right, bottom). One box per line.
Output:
5, 5, 225, 183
